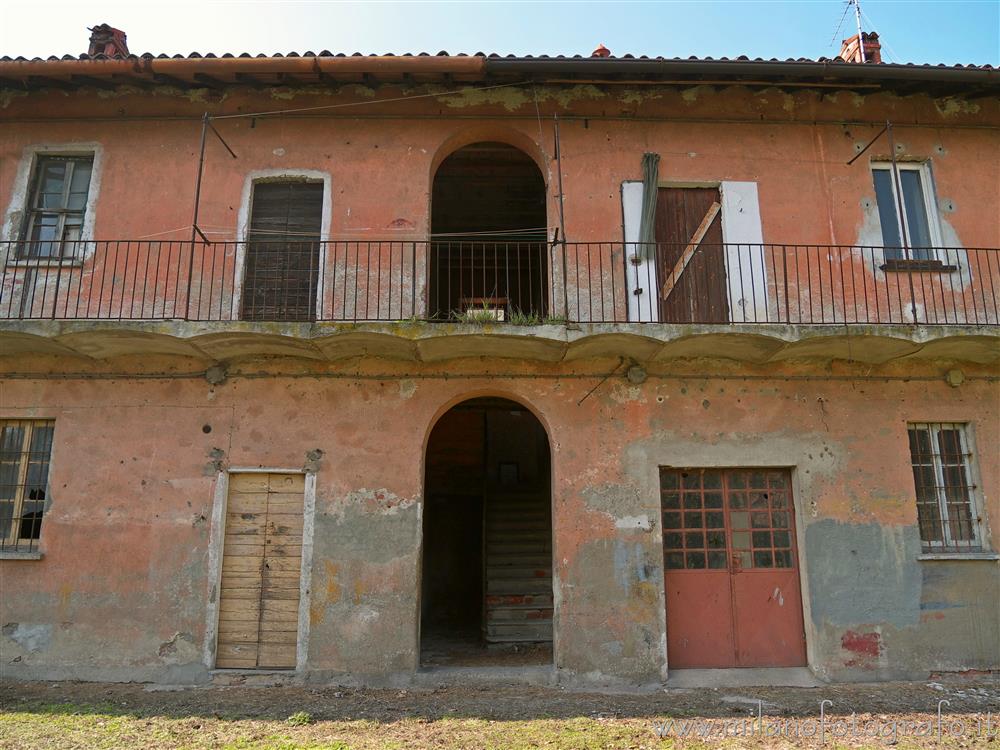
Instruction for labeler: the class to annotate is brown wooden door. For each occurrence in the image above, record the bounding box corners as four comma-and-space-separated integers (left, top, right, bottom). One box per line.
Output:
242, 182, 322, 321
661, 468, 806, 669
654, 187, 729, 323
216, 472, 305, 669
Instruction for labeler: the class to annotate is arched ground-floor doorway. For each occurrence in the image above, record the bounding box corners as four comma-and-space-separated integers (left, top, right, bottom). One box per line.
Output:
420, 397, 553, 667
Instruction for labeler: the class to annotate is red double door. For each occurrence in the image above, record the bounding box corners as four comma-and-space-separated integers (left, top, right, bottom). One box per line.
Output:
661, 468, 807, 668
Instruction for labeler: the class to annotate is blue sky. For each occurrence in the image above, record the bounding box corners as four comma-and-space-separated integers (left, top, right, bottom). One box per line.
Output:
2, 1, 997, 65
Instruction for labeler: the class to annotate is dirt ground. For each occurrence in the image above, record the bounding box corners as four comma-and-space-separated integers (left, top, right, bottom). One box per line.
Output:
1, 674, 998, 749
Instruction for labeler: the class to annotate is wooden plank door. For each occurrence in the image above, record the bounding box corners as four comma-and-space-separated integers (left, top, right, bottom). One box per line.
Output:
241, 182, 323, 321
661, 468, 806, 669
216, 472, 304, 669
654, 187, 729, 323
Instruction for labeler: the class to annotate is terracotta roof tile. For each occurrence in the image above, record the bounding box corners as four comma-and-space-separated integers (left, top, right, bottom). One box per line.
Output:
0, 50, 995, 69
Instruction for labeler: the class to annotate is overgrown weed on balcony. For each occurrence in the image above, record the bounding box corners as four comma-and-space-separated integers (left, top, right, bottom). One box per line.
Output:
509, 309, 542, 326
458, 307, 503, 324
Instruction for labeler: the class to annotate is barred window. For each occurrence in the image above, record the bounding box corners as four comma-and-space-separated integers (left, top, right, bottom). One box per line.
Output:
20, 155, 94, 259
907, 423, 982, 553
0, 420, 54, 553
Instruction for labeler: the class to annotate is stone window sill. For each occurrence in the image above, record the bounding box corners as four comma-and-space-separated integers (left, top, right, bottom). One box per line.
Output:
880, 259, 959, 273
0, 550, 44, 560
917, 552, 999, 561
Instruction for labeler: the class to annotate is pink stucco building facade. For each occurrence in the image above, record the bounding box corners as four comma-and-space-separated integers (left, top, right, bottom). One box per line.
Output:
1, 32, 997, 686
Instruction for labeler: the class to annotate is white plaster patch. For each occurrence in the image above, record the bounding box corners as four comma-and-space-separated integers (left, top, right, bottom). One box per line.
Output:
158, 632, 198, 664
935, 98, 981, 117
615, 515, 651, 531
344, 605, 381, 639
331, 488, 415, 522
398, 379, 417, 400
854, 173, 977, 321
2, 623, 53, 652
609, 382, 645, 404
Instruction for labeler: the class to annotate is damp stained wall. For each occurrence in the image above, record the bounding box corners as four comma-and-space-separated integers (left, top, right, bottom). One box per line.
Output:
0, 355, 997, 684
1, 81, 997, 684
2, 84, 997, 246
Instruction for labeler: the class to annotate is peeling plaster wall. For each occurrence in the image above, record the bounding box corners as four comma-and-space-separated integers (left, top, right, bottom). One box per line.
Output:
2, 85, 997, 325
1, 87, 998, 327
0, 356, 997, 684
0, 83, 997, 684
804, 520, 999, 680
1, 85, 997, 248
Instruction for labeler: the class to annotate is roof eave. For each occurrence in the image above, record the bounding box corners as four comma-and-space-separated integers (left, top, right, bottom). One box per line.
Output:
0, 54, 995, 96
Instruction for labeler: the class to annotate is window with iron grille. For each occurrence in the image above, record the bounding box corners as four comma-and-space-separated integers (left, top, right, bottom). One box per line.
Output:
20, 155, 94, 259
907, 423, 983, 553
0, 420, 54, 553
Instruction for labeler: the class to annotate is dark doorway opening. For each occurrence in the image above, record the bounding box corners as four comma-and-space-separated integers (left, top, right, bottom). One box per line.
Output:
421, 397, 553, 667
429, 143, 549, 321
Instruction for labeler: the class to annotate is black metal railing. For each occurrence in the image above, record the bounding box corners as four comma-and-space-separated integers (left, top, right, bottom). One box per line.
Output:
1, 240, 997, 326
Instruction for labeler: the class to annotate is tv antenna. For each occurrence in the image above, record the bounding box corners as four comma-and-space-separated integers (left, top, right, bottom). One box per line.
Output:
850, 0, 866, 61
831, 1, 867, 61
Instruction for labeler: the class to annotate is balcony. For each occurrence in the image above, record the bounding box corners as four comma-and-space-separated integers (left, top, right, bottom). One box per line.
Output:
2, 240, 998, 364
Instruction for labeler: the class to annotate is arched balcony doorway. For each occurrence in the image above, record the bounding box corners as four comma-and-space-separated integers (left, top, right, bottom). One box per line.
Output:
429, 142, 549, 321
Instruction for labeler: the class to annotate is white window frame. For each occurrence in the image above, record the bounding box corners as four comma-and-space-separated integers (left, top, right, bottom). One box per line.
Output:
907, 422, 987, 553
21, 156, 95, 259
1, 143, 104, 266
871, 161, 944, 258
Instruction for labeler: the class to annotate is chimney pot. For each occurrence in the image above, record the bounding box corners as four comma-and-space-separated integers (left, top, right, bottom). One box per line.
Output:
591, 43, 611, 58
838, 31, 882, 64
88, 24, 129, 58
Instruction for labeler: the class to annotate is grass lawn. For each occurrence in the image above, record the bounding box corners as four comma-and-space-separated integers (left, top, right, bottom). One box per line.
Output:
1, 679, 997, 749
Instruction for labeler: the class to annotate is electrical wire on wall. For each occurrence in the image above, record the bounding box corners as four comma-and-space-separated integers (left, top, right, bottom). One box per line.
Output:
186, 80, 536, 246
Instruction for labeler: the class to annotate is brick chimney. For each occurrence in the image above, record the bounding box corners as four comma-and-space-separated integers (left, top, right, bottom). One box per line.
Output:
591, 43, 611, 58
838, 31, 882, 64
88, 24, 129, 58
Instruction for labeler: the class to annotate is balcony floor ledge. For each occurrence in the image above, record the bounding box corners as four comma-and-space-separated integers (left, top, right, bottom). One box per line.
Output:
0, 320, 996, 364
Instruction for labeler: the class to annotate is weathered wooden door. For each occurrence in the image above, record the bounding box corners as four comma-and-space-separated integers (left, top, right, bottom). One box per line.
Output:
654, 187, 729, 323
661, 468, 806, 668
241, 182, 322, 321
216, 472, 305, 669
